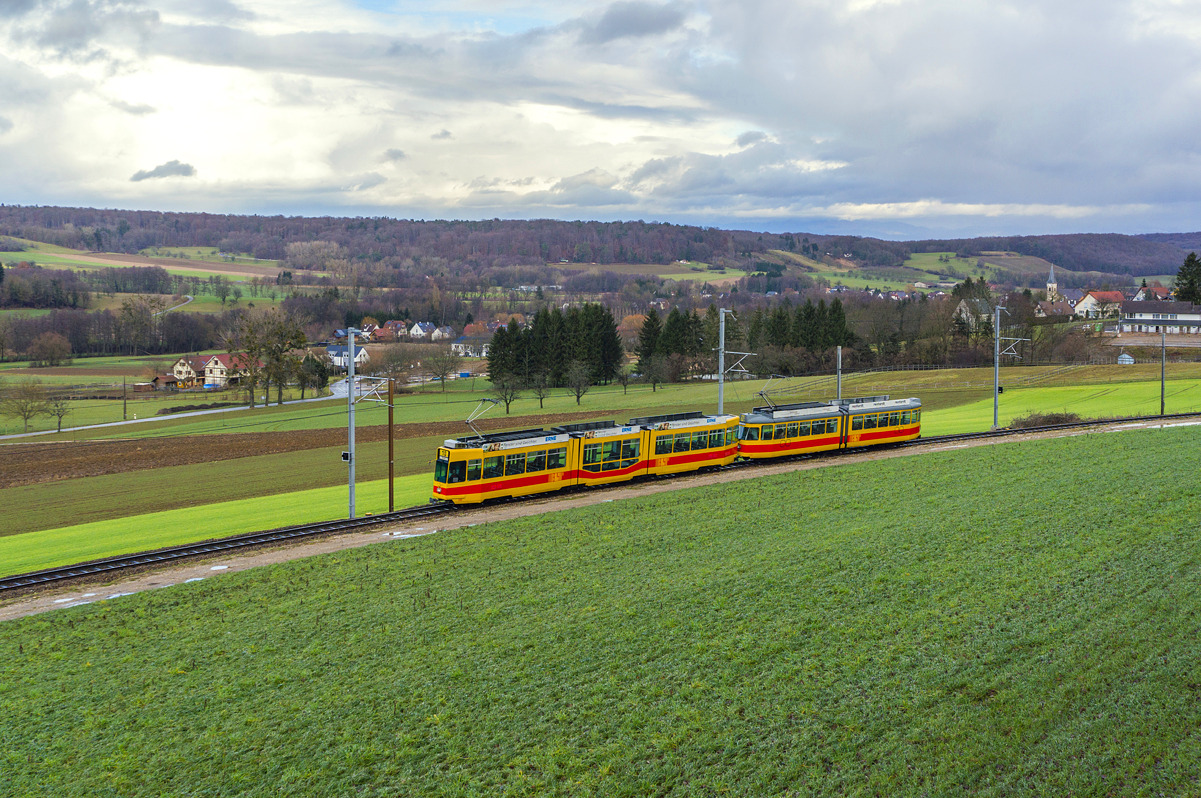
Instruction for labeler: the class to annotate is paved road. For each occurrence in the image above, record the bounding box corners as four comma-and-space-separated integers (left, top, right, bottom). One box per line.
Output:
0, 391, 338, 441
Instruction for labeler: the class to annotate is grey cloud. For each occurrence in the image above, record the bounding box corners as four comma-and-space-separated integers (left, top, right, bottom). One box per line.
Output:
578, 1, 687, 45
177, 0, 254, 23
130, 160, 195, 181
736, 131, 768, 148
346, 173, 386, 191
431, 129, 452, 140
0, 0, 38, 19
110, 98, 154, 114
0, 116, 12, 134
35, 0, 160, 55
382, 149, 406, 162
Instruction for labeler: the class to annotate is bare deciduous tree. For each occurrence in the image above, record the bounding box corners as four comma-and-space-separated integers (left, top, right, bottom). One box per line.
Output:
0, 378, 50, 433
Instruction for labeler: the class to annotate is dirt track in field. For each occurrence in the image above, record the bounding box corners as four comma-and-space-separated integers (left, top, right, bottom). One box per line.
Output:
0, 410, 626, 489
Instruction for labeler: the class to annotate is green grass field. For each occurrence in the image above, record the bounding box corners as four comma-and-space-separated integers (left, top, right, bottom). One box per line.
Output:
553, 261, 751, 283
5, 426, 1201, 795
0, 473, 432, 577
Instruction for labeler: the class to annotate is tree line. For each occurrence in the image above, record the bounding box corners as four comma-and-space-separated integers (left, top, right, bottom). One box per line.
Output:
485, 304, 624, 409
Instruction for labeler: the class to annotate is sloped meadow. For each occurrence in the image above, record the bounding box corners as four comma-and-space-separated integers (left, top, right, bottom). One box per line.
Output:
4, 425, 1201, 796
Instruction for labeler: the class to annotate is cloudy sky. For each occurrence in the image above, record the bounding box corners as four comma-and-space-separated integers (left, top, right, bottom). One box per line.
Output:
3, 0, 1201, 238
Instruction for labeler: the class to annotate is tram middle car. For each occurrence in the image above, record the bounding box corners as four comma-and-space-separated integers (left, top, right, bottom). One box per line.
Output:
737, 395, 921, 459
432, 411, 740, 504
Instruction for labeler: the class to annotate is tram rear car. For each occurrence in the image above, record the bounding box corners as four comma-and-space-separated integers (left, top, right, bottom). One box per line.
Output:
737, 395, 920, 458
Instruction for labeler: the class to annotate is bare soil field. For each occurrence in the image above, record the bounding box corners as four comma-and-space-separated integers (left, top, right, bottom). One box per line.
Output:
0, 410, 626, 488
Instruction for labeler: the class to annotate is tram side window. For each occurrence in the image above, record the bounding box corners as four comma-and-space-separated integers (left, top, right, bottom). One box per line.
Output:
709, 428, 723, 448
655, 435, 672, 456
467, 459, 481, 481
527, 450, 546, 473
726, 427, 737, 445
889, 412, 900, 426
482, 455, 503, 480
914, 409, 921, 423
863, 414, 878, 429
900, 411, 910, 425
547, 447, 568, 470
784, 422, 797, 438
852, 416, 863, 431
505, 452, 526, 476
447, 460, 467, 483
674, 432, 691, 453
583, 443, 602, 472
621, 439, 640, 460
692, 430, 708, 449
740, 425, 760, 441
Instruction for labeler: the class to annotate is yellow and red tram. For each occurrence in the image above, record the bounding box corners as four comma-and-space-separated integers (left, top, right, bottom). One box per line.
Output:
432, 396, 920, 503
737, 395, 921, 458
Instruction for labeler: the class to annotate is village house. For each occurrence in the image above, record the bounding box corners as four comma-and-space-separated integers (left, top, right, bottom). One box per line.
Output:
1074, 290, 1126, 318
171, 355, 212, 388
953, 297, 993, 327
450, 335, 491, 358
1133, 285, 1172, 302
409, 321, 437, 340
374, 320, 409, 341
431, 325, 456, 342
1034, 300, 1076, 319
326, 344, 371, 371
204, 353, 261, 388
1120, 300, 1201, 334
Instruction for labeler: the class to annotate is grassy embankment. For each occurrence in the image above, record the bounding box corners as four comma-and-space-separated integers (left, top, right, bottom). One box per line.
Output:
5, 425, 1201, 795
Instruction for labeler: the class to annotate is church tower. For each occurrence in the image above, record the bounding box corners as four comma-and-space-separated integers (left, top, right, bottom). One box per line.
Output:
1046, 264, 1059, 302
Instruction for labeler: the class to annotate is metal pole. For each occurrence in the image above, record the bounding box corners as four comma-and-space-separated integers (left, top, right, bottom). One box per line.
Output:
1162, 329, 1166, 416
348, 328, 357, 520
993, 306, 1001, 430
123, 377, 127, 420
837, 345, 842, 401
717, 308, 727, 415
388, 377, 395, 512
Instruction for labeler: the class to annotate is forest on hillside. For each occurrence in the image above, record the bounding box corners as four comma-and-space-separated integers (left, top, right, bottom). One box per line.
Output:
2, 205, 1190, 276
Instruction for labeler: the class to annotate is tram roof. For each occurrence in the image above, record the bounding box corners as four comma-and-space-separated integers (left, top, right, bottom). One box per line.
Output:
626, 411, 703, 426
451, 427, 549, 445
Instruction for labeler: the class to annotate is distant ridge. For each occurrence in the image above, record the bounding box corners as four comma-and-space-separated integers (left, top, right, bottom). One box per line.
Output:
0, 205, 1191, 276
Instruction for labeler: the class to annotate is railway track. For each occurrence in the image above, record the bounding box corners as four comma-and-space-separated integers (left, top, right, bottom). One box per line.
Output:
4, 411, 1198, 597
0, 502, 459, 594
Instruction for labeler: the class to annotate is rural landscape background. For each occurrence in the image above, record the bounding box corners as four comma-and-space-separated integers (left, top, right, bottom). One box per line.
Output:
3, 202, 1201, 792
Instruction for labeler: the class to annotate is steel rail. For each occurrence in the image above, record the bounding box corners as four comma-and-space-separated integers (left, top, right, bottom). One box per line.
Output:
4, 411, 1198, 596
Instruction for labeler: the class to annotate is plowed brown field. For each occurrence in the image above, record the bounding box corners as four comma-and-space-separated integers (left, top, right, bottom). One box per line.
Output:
0, 410, 625, 489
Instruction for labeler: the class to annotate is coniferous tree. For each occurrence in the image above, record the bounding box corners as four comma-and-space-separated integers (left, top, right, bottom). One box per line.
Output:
636, 308, 662, 373
745, 307, 766, 351
766, 304, 791, 348
1176, 252, 1201, 304
659, 307, 684, 355
815, 299, 832, 349
795, 300, 818, 350
828, 298, 853, 347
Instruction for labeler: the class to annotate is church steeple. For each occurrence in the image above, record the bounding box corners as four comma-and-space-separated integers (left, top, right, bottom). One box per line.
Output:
1047, 264, 1058, 302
